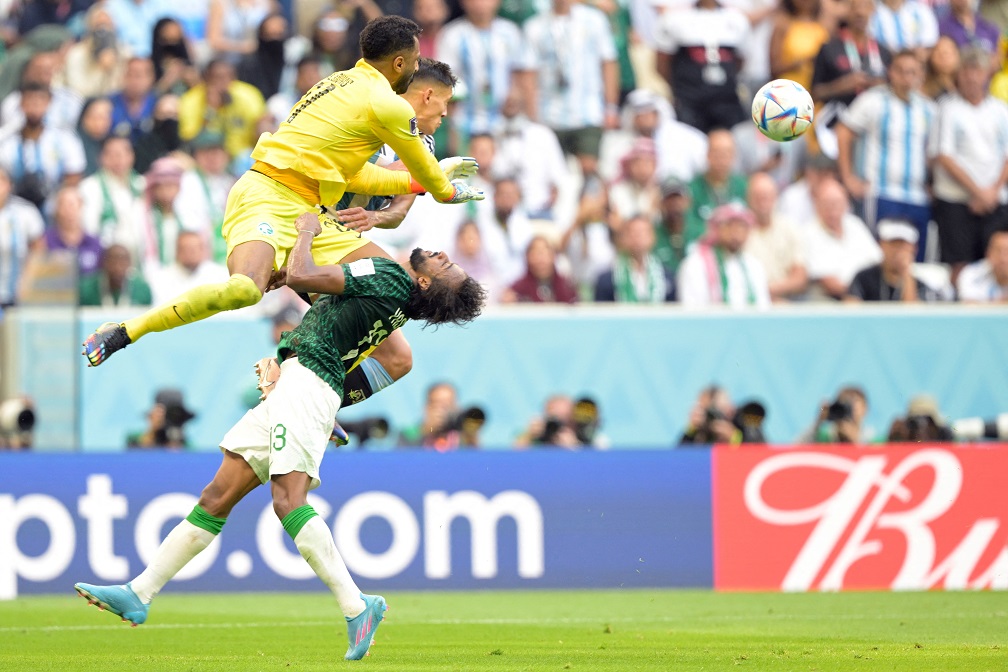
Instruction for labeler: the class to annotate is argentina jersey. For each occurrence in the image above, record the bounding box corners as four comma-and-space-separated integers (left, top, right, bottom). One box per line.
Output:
332, 134, 437, 212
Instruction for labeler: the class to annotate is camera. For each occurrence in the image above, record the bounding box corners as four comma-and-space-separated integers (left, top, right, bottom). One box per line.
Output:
0, 397, 35, 448
951, 413, 1008, 441
537, 416, 566, 444
826, 399, 853, 422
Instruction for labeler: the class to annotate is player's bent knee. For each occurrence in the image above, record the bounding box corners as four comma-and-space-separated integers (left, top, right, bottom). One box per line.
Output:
221, 274, 263, 311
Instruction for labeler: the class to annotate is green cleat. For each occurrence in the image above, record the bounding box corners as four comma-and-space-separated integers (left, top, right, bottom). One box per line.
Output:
74, 582, 149, 626
345, 593, 387, 660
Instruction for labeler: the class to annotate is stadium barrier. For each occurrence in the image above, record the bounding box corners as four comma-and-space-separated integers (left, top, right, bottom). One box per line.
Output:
3, 305, 1007, 451
4, 445, 1007, 598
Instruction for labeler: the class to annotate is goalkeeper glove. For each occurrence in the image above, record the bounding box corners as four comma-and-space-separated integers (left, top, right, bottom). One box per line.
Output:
438, 156, 479, 180
436, 179, 485, 204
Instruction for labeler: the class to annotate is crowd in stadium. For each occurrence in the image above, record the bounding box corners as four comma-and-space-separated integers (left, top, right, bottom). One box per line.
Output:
2, 0, 1008, 311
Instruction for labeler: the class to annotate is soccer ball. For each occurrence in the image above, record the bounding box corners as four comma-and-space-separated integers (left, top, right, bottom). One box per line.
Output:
751, 79, 814, 142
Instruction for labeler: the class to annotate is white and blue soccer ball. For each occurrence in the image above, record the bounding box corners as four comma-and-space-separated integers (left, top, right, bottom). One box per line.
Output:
751, 79, 814, 142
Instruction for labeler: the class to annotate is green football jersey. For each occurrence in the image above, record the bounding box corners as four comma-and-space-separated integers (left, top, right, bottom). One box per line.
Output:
276, 258, 412, 394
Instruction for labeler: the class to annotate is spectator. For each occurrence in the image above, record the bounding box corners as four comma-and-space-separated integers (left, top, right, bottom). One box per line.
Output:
178, 58, 267, 160
40, 185, 103, 276
686, 129, 749, 245
930, 45, 1008, 284
559, 171, 615, 295
148, 230, 230, 306
0, 82, 86, 210
494, 95, 568, 220
777, 152, 838, 227
178, 131, 237, 264
266, 55, 321, 129
887, 394, 954, 442
957, 230, 1008, 302
450, 219, 502, 302
922, 35, 961, 101
16, 0, 90, 35
845, 218, 942, 301
133, 92, 182, 173
652, 175, 690, 275
744, 172, 809, 302
109, 57, 157, 145
594, 213, 676, 303
599, 89, 708, 186
678, 384, 741, 445
126, 388, 196, 449
654, 0, 750, 134
501, 235, 579, 303
939, 0, 1000, 58
78, 243, 152, 307
150, 18, 200, 96
477, 175, 536, 286
607, 137, 660, 232
414, 0, 450, 57
678, 201, 771, 308
143, 156, 200, 270
811, 0, 891, 158
804, 385, 872, 444
237, 13, 291, 100
79, 135, 146, 256
309, 10, 361, 78
206, 0, 279, 64
0, 166, 45, 308
870, 0, 939, 59
57, 5, 131, 100
436, 0, 532, 135
76, 97, 114, 177
802, 178, 882, 300
104, 0, 175, 58
523, 0, 620, 180
836, 49, 934, 257
1, 50, 83, 132
769, 0, 829, 93
397, 381, 460, 450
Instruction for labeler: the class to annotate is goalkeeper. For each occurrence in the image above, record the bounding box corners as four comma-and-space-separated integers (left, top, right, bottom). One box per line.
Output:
83, 16, 482, 367
76, 211, 487, 660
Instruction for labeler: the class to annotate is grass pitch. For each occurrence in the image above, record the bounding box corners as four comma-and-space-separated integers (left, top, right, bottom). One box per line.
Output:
0, 589, 1005, 671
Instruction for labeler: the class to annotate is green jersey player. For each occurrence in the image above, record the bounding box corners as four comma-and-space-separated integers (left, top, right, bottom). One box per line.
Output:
74, 211, 486, 661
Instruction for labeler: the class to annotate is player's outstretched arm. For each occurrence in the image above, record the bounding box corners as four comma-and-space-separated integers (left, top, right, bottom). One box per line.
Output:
286, 213, 348, 295
336, 195, 417, 232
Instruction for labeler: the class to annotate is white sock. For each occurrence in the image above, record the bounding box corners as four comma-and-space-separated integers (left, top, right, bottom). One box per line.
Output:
130, 520, 216, 603
293, 516, 366, 618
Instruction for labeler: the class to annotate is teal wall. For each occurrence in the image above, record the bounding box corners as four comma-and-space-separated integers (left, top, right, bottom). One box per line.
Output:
9, 306, 1008, 450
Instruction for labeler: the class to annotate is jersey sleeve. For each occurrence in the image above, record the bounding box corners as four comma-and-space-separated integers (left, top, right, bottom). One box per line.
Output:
369, 95, 455, 200
344, 160, 412, 197
839, 88, 877, 134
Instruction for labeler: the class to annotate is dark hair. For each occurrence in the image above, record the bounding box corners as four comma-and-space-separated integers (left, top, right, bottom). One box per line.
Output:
891, 48, 921, 65
100, 133, 132, 150
359, 16, 421, 61
413, 57, 456, 88
404, 275, 486, 327
297, 54, 321, 71
19, 81, 51, 96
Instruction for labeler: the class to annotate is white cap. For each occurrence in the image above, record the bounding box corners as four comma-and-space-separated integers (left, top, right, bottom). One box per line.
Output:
877, 219, 919, 245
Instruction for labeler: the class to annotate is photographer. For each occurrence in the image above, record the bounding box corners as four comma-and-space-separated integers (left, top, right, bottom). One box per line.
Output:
678, 385, 742, 446
127, 388, 196, 449
0, 396, 36, 450
516, 394, 608, 450
887, 395, 954, 443
805, 385, 871, 444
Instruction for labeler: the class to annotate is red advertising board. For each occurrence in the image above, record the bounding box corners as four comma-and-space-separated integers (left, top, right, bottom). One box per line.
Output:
713, 444, 1008, 591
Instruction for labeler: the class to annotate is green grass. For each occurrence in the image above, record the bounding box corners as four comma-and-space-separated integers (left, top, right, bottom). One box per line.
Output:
0, 590, 1005, 671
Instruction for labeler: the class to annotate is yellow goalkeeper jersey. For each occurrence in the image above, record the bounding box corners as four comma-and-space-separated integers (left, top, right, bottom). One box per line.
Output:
250, 59, 454, 205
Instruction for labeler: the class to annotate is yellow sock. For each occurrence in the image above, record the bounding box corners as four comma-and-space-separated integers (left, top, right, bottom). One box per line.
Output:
123, 274, 262, 342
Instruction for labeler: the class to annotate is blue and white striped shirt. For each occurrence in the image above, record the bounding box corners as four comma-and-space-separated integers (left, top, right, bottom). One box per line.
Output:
0, 195, 44, 305
841, 86, 935, 205
869, 0, 939, 52
523, 5, 617, 130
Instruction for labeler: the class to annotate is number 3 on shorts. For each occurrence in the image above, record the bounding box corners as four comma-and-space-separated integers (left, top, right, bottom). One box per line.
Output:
271, 423, 287, 451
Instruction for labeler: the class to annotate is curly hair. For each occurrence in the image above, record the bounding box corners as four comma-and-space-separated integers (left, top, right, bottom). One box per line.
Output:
404, 275, 487, 327
359, 16, 422, 61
